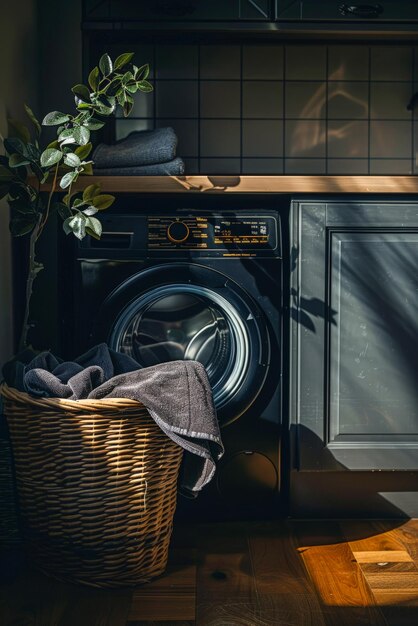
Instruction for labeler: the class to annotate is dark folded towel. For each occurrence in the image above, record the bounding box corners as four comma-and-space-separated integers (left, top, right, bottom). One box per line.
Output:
6, 344, 223, 496
93, 128, 178, 168
94, 157, 185, 176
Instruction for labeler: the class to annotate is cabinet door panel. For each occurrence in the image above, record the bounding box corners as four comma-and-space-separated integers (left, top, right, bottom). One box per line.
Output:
291, 201, 418, 471
329, 232, 418, 440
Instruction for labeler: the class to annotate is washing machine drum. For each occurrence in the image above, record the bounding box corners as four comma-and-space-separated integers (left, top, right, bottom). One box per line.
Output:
104, 264, 270, 425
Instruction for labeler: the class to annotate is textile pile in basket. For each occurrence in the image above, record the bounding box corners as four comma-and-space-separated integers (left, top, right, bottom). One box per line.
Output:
3, 343, 223, 496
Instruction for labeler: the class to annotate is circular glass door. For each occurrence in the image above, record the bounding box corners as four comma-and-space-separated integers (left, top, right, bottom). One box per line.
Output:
110, 284, 250, 410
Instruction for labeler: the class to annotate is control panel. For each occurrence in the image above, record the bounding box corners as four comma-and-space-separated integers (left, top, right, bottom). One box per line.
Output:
147, 215, 280, 256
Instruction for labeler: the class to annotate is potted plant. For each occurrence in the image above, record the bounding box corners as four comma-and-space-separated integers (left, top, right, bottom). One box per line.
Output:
0, 52, 153, 354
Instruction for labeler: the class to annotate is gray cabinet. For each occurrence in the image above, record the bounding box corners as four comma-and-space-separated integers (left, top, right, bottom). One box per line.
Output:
290, 200, 418, 472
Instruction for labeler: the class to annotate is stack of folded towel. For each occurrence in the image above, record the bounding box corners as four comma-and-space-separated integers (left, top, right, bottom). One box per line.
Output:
92, 127, 185, 176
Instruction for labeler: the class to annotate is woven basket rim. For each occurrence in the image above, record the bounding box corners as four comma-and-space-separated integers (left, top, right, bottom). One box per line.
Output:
0, 383, 145, 412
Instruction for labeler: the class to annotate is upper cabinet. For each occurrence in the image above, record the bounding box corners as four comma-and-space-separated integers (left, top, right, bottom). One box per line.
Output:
276, 1, 418, 22
83, 0, 272, 21
82, 0, 418, 29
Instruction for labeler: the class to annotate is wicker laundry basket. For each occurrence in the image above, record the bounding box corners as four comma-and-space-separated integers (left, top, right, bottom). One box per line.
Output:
0, 383, 183, 588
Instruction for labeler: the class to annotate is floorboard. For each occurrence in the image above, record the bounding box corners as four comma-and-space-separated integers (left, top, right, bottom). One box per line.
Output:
1, 520, 418, 625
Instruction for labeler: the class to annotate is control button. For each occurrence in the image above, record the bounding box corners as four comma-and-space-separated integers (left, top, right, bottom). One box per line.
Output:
167, 221, 190, 243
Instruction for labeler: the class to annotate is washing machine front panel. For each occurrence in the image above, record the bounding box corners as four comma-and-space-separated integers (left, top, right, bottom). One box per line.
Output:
71, 207, 284, 518
105, 263, 270, 426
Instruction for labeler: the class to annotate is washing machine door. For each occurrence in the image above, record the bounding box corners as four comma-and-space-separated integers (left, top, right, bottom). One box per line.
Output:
99, 263, 270, 426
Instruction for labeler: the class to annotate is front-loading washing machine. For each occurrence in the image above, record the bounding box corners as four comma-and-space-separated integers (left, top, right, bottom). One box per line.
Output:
65, 202, 284, 519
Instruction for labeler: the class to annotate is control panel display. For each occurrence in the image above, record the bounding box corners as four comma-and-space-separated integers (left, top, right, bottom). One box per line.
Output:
148, 215, 279, 256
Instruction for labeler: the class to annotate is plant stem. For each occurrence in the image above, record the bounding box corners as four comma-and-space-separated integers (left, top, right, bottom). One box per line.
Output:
18, 212, 43, 352
37, 162, 59, 240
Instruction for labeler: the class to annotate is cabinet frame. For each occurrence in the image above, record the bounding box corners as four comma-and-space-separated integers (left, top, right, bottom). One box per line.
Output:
290, 198, 418, 472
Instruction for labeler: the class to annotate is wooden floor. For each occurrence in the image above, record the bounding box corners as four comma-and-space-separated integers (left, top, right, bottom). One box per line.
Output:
1, 519, 418, 626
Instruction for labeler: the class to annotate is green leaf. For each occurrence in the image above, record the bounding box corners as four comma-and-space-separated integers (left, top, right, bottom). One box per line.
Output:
47, 139, 60, 149
53, 201, 72, 220
67, 213, 87, 240
63, 216, 72, 234
88, 66, 100, 91
59, 171, 77, 189
114, 52, 134, 70
85, 216, 102, 237
42, 111, 71, 126
99, 53, 113, 77
71, 83, 90, 102
9, 154, 30, 168
4, 137, 27, 157
40, 148, 63, 168
125, 82, 138, 94
64, 152, 81, 168
122, 99, 134, 118
83, 205, 98, 216
117, 90, 127, 106
134, 64, 150, 81
73, 126, 90, 146
7, 118, 30, 144
85, 118, 105, 131
26, 143, 40, 161
9, 199, 35, 215
91, 193, 115, 210
83, 183, 101, 202
137, 79, 153, 93
85, 226, 101, 240
58, 128, 76, 145
121, 71, 134, 85
9, 214, 38, 236
24, 104, 41, 136
94, 96, 115, 116
76, 102, 93, 111
103, 77, 122, 97
81, 162, 93, 175
133, 63, 150, 81
8, 181, 32, 200
75, 143, 92, 160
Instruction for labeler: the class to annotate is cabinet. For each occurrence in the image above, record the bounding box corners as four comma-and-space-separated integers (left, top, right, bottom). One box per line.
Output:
276, 1, 418, 21
83, 0, 272, 21
290, 200, 418, 473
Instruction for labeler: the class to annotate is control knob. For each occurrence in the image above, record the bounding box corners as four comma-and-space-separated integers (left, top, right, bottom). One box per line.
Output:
167, 221, 190, 243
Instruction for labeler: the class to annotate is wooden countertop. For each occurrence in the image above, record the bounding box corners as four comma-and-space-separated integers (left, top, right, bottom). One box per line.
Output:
68, 175, 418, 194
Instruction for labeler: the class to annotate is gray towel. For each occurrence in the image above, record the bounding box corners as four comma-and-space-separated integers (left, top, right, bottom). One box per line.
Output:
94, 157, 185, 176
20, 344, 223, 496
93, 128, 178, 168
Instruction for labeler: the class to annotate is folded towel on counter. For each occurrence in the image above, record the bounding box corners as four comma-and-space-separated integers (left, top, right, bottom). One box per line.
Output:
4, 343, 223, 496
93, 128, 178, 168
94, 157, 185, 176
